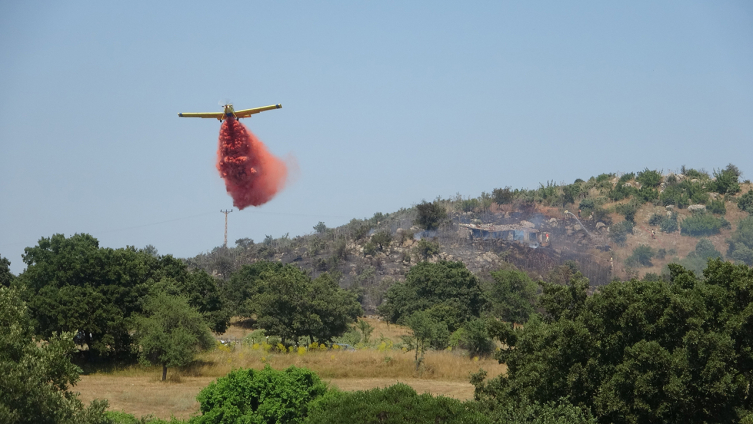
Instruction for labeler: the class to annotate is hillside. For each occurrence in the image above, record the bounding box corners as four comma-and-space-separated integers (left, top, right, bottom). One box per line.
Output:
185, 165, 753, 312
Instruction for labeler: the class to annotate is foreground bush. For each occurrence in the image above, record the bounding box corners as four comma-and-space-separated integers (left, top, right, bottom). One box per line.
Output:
475, 261, 753, 423
305, 383, 487, 424
192, 365, 328, 424
0, 287, 110, 424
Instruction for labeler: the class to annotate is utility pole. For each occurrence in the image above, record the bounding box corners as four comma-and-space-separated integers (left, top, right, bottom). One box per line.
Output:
221, 209, 233, 247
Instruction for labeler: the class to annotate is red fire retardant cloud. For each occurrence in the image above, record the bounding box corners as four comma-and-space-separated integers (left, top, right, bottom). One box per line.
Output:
216, 118, 288, 209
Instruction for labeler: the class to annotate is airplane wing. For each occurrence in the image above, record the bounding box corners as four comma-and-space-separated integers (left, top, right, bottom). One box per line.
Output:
234, 104, 282, 118
178, 112, 225, 118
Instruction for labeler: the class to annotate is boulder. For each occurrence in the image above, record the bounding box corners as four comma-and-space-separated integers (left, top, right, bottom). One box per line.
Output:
596, 222, 606, 230
688, 204, 706, 212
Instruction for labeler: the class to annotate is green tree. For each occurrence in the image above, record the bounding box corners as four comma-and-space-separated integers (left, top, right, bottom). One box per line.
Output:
473, 260, 753, 423
414, 238, 440, 261
485, 268, 537, 324
625, 244, 655, 267
660, 213, 678, 233
356, 319, 374, 344
739, 190, 753, 213
461, 318, 495, 357
193, 365, 328, 424
0, 287, 110, 424
401, 310, 448, 368
235, 237, 254, 249
712, 164, 741, 195
492, 186, 514, 205
414, 201, 447, 231
313, 221, 327, 234
615, 201, 639, 223
371, 230, 392, 251
251, 268, 361, 344
0, 255, 13, 288
134, 292, 214, 381
609, 221, 633, 246
17, 234, 227, 359
378, 261, 485, 332
222, 261, 284, 317
636, 168, 662, 188
562, 183, 581, 206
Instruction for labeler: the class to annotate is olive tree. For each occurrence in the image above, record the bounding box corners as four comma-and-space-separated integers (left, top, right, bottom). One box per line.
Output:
133, 292, 215, 381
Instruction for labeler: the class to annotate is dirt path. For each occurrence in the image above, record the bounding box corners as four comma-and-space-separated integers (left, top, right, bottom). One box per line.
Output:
76, 375, 476, 420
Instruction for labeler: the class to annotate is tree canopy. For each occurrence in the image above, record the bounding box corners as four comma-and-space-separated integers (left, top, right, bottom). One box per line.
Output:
0, 255, 13, 288
249, 266, 362, 343
0, 287, 110, 424
379, 261, 485, 332
133, 292, 215, 381
475, 260, 753, 423
485, 268, 537, 324
16, 233, 228, 359
414, 201, 447, 231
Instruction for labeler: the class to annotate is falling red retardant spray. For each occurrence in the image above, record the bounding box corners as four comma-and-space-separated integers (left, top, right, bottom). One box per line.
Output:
216, 118, 288, 209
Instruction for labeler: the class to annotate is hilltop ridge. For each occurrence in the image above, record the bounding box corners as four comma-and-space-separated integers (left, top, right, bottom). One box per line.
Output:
185, 164, 753, 312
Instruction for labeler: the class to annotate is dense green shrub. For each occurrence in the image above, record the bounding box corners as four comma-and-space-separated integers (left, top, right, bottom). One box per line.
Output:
636, 168, 662, 188
648, 213, 665, 226
578, 198, 595, 212
625, 245, 655, 267
618, 172, 635, 184
707, 198, 726, 214
660, 214, 678, 233
305, 383, 488, 424
193, 366, 328, 424
636, 186, 659, 203
615, 202, 640, 223
362, 241, 377, 256
711, 164, 741, 195
609, 221, 633, 246
659, 184, 690, 208
680, 213, 730, 236
608, 182, 637, 202
727, 216, 753, 265
682, 167, 709, 179
738, 190, 753, 213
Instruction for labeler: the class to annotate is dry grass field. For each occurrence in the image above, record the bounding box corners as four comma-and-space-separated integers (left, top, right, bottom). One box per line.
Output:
76, 318, 505, 420
76, 375, 481, 420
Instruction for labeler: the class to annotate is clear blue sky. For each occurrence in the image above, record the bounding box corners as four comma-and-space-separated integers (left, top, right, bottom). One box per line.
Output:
1, 1, 752, 274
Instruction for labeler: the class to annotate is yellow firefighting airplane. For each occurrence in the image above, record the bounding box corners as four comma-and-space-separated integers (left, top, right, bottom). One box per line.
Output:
178, 103, 281, 122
